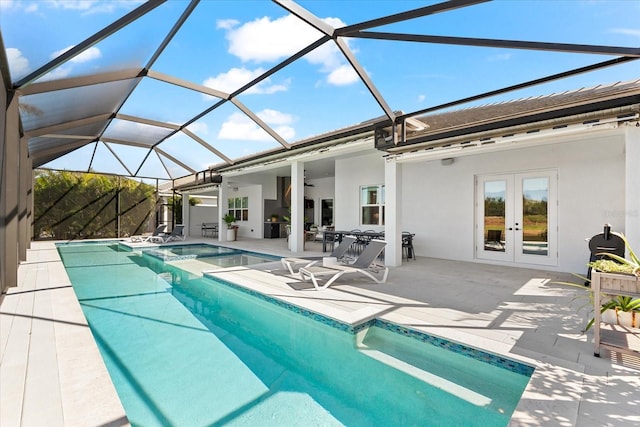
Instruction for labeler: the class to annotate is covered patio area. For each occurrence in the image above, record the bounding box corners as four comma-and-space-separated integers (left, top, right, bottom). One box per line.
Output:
2, 237, 639, 426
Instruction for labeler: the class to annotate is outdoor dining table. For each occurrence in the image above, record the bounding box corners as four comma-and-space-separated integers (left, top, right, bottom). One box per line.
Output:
322, 230, 384, 252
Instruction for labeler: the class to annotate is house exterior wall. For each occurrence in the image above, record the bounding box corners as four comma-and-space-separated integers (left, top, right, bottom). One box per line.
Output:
333, 127, 627, 274
335, 153, 385, 232
226, 184, 263, 239
189, 206, 219, 236
400, 128, 626, 274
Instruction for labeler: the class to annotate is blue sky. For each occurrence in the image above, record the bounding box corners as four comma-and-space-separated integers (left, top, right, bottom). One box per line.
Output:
1, 0, 639, 179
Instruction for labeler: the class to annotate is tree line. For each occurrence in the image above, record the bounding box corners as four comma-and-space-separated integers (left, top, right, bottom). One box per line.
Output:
34, 170, 157, 240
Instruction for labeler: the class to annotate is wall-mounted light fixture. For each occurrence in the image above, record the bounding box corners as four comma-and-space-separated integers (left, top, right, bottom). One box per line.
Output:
441, 158, 454, 166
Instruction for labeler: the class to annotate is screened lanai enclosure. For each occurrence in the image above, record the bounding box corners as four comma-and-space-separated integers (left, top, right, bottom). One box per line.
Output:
2, 0, 640, 291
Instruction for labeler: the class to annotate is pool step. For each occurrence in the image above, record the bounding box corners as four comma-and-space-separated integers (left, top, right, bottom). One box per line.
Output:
356, 328, 493, 407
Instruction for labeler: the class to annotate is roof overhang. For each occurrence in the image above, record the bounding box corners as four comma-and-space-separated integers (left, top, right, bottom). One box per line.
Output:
379, 91, 640, 154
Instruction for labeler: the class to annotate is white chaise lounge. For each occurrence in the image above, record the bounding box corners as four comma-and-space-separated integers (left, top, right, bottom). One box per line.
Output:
130, 224, 166, 243
150, 224, 185, 243
281, 236, 357, 275
298, 239, 388, 290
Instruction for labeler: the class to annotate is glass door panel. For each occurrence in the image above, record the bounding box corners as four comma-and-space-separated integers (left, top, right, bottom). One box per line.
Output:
520, 177, 549, 256
321, 199, 333, 226
477, 176, 513, 262
515, 172, 556, 265
483, 180, 506, 253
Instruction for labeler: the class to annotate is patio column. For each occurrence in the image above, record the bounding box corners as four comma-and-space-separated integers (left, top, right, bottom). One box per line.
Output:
18, 136, 31, 261
625, 125, 640, 249
182, 191, 190, 237
1, 91, 20, 289
384, 156, 402, 267
218, 179, 229, 242
290, 161, 304, 252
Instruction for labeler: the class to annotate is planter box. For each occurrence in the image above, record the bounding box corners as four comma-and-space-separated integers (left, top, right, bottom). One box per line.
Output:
596, 271, 640, 294
592, 271, 640, 357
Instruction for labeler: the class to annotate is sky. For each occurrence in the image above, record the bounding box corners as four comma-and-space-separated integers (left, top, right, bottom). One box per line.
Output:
1, 0, 639, 180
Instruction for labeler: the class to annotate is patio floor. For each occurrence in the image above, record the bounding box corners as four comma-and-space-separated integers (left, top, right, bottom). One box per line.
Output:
2, 237, 639, 426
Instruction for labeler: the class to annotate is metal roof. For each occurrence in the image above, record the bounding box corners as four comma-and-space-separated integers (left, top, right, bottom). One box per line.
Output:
3, 0, 639, 180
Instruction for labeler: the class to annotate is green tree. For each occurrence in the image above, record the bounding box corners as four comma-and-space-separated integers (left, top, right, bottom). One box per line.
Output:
34, 170, 157, 240
484, 196, 505, 216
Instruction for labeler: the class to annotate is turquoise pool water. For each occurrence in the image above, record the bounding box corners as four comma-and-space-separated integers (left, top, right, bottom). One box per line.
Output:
140, 243, 279, 266
57, 242, 532, 427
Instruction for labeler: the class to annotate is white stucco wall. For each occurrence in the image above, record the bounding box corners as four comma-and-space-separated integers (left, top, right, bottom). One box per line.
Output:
400, 129, 626, 274
189, 206, 219, 236
331, 127, 626, 274
335, 153, 386, 232
226, 184, 263, 239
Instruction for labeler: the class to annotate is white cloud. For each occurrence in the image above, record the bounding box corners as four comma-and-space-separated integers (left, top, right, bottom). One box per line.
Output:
51, 45, 102, 63
257, 109, 293, 125
417, 94, 426, 103
37, 45, 102, 81
487, 53, 512, 62
44, 0, 142, 14
6, 48, 30, 77
1, 0, 20, 10
2, 0, 139, 14
222, 13, 356, 87
216, 19, 239, 30
185, 122, 209, 135
203, 67, 288, 95
0, 1, 38, 12
218, 110, 295, 141
610, 28, 640, 38
326, 64, 358, 86
42, 66, 72, 81
226, 14, 322, 63
272, 125, 295, 140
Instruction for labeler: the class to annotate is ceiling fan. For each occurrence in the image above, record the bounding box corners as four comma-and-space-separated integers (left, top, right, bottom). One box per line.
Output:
304, 171, 314, 187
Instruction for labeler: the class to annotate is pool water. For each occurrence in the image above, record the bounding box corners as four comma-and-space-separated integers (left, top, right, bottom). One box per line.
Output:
57, 242, 532, 427
140, 243, 279, 266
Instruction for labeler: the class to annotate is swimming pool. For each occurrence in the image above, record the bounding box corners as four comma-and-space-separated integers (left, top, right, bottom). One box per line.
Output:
57, 241, 532, 426
139, 243, 279, 265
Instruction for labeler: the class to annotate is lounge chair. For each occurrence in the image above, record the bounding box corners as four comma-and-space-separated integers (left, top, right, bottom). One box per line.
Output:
298, 239, 389, 290
281, 236, 357, 275
150, 225, 185, 243
129, 225, 166, 243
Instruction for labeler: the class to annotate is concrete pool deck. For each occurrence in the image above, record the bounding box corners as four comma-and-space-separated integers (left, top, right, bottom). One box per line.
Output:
2, 238, 639, 426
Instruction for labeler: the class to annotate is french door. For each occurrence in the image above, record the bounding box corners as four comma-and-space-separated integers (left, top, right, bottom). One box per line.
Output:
476, 170, 557, 266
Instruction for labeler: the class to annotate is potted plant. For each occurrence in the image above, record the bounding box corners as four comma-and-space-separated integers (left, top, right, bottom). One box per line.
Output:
223, 213, 236, 241
598, 295, 640, 329
270, 213, 279, 222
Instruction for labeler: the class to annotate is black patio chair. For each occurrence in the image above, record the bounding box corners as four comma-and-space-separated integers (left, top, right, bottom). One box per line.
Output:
402, 232, 416, 260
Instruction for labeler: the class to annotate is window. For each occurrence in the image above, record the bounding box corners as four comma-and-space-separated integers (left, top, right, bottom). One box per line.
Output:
360, 185, 384, 225
228, 196, 248, 221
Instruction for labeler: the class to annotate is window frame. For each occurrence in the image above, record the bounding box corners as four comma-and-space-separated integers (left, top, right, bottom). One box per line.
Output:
228, 196, 249, 221
360, 184, 385, 226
